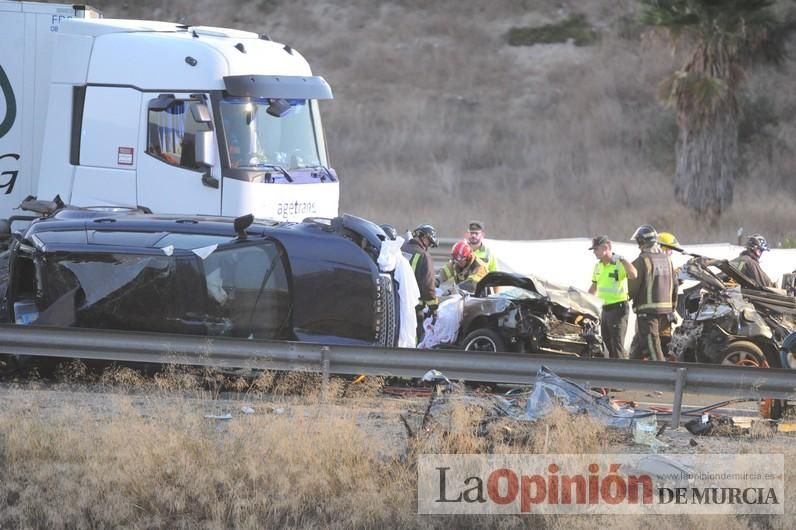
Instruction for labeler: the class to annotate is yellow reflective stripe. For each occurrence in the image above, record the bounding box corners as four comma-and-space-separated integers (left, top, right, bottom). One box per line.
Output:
410, 253, 421, 271
637, 302, 672, 311
440, 263, 453, 282
647, 334, 661, 361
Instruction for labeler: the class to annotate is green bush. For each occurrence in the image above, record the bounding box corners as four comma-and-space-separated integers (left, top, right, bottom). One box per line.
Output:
507, 14, 599, 47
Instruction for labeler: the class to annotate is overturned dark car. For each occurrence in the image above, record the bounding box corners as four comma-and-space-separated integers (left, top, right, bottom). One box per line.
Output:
435, 272, 606, 356
0, 204, 400, 349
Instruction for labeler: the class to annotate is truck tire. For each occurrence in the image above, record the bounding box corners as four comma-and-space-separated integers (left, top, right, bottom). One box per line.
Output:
376, 274, 398, 347
461, 328, 506, 353
716, 341, 768, 367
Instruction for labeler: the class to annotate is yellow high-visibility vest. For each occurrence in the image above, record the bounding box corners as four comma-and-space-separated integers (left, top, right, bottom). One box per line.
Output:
592, 260, 628, 305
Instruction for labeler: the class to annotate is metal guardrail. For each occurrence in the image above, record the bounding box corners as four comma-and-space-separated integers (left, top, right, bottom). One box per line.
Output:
1, 325, 794, 403
429, 237, 458, 265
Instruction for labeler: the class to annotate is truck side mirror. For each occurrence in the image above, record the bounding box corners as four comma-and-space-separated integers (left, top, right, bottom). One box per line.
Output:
195, 130, 216, 167
266, 98, 293, 118
195, 131, 219, 189
190, 102, 212, 124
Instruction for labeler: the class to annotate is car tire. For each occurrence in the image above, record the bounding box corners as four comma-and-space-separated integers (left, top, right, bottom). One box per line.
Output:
461, 328, 506, 353
716, 341, 768, 367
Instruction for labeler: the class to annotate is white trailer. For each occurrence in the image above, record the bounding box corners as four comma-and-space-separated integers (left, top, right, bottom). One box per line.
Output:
0, 1, 338, 225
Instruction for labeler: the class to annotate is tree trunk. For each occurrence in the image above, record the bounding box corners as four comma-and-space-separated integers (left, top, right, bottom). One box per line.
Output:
674, 110, 738, 218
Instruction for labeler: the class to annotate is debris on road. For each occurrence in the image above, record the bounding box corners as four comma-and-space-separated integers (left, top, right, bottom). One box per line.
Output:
524, 366, 636, 429
632, 415, 667, 450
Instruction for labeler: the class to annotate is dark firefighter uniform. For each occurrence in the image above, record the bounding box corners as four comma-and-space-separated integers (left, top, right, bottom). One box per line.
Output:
730, 250, 774, 287
628, 249, 678, 361
401, 238, 437, 336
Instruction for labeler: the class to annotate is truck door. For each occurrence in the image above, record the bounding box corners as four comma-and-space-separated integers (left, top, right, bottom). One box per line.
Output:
138, 94, 221, 215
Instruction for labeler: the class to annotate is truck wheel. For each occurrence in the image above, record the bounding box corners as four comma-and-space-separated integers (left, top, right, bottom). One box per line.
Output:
376, 274, 398, 347
462, 328, 505, 353
718, 341, 768, 367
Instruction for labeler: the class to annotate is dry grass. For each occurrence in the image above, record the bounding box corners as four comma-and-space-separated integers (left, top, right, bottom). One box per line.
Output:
0, 365, 794, 528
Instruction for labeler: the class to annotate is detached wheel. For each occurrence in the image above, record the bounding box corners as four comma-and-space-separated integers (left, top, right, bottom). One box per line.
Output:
719, 341, 768, 367
462, 328, 506, 353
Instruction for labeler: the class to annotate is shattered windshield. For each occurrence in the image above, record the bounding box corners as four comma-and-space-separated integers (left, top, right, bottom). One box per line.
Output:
219, 97, 323, 170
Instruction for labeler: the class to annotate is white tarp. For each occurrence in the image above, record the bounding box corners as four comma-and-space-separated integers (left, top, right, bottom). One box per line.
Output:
378, 236, 420, 348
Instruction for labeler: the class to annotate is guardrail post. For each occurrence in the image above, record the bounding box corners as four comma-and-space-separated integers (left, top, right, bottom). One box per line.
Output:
320, 346, 330, 400
671, 367, 687, 428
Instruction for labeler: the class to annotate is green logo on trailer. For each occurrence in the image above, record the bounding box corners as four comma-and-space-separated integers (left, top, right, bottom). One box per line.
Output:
0, 65, 17, 139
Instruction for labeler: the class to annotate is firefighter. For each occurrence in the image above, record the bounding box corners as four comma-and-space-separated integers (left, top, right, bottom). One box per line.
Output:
627, 225, 678, 362
588, 235, 637, 359
438, 240, 489, 293
401, 224, 439, 338
657, 231, 683, 355
380, 224, 398, 240
658, 232, 680, 256
466, 220, 498, 272
730, 234, 775, 287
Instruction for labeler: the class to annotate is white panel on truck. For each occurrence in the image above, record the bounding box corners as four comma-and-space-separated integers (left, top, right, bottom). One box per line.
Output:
0, 1, 97, 218
0, 6, 29, 214
71, 166, 136, 207
37, 84, 76, 202
80, 86, 142, 170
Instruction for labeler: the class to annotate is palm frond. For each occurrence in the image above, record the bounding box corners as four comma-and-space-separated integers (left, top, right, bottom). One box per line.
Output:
659, 69, 733, 122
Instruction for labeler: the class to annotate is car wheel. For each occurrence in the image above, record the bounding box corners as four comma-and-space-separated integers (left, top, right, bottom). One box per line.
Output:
718, 341, 768, 367
462, 328, 506, 353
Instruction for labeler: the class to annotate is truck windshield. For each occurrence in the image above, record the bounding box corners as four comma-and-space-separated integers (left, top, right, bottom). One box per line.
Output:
219, 97, 323, 170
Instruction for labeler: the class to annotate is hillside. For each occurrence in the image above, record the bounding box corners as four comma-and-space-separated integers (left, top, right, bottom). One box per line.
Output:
89, 0, 796, 244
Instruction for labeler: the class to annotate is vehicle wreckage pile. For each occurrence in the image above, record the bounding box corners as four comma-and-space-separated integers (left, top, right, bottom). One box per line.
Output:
670, 257, 796, 369
409, 366, 796, 449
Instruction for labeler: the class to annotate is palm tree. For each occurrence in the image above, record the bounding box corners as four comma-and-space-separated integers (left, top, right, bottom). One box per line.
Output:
638, 0, 788, 218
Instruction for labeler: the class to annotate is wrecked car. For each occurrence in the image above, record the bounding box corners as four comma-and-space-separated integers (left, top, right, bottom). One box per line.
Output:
0, 203, 400, 349
435, 272, 606, 356
671, 257, 796, 367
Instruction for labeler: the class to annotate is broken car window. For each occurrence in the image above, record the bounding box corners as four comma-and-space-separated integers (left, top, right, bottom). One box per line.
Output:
28, 241, 291, 339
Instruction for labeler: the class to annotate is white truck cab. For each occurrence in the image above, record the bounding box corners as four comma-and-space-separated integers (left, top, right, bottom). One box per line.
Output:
0, 1, 339, 226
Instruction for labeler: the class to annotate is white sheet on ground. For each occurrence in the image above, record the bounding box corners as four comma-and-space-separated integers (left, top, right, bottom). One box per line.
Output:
418, 293, 464, 349
378, 236, 420, 348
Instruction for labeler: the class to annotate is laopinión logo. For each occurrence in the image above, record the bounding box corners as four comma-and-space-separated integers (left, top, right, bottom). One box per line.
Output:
0, 64, 17, 139
417, 454, 784, 515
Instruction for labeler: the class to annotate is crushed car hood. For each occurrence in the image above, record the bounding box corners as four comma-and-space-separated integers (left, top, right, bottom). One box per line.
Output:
475, 272, 602, 319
